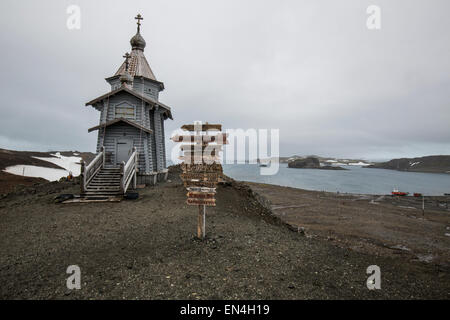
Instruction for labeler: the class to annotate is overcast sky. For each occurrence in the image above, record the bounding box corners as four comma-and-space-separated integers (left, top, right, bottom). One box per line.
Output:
0, 0, 449, 160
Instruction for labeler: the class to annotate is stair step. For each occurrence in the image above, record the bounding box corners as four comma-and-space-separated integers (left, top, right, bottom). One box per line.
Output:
82, 194, 122, 197
82, 165, 127, 195
95, 176, 121, 178
84, 189, 121, 192
88, 185, 121, 188
96, 174, 121, 178
83, 191, 121, 194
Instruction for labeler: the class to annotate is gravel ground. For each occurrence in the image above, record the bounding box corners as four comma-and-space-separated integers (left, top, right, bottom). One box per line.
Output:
247, 182, 450, 266
0, 169, 449, 299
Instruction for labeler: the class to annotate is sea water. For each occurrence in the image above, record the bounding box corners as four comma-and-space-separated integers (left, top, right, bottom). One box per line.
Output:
222, 163, 450, 195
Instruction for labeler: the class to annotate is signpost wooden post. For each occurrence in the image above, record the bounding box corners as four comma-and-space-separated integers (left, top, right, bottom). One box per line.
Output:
171, 122, 228, 240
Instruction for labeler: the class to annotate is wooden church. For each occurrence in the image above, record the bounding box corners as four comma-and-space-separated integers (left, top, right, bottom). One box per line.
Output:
82, 14, 172, 196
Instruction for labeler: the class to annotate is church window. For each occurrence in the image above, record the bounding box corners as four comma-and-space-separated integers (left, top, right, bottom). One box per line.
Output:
115, 105, 135, 119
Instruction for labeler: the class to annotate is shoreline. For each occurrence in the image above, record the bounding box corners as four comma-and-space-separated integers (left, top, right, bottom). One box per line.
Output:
229, 178, 450, 198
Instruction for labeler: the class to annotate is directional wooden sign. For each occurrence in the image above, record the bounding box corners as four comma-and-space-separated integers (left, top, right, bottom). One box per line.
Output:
179, 155, 221, 164
187, 192, 216, 199
180, 172, 221, 181
171, 134, 228, 144
172, 122, 228, 239
180, 145, 223, 152
186, 198, 216, 206
182, 163, 222, 173
181, 124, 222, 131
187, 187, 216, 193
183, 180, 217, 188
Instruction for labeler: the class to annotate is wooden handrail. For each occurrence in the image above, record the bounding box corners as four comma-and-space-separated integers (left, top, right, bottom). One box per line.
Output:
121, 147, 138, 194
81, 146, 104, 193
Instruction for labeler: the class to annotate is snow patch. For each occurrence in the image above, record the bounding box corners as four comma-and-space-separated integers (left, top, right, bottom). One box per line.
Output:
33, 153, 82, 176
2, 153, 82, 182
347, 162, 371, 166
410, 161, 420, 167
3, 165, 69, 182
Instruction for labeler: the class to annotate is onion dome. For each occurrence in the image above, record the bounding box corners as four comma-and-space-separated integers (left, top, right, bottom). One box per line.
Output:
130, 32, 146, 51
130, 14, 146, 51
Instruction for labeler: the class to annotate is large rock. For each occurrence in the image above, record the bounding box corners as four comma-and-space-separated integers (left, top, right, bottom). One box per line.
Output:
288, 157, 320, 168
288, 157, 347, 170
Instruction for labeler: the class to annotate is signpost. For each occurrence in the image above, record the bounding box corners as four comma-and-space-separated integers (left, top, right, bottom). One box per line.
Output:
171, 122, 228, 240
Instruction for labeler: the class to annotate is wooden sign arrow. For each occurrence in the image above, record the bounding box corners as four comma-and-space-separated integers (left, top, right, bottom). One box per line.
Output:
180, 172, 221, 181
178, 155, 221, 164
187, 187, 216, 192
184, 180, 218, 188
181, 124, 222, 132
171, 134, 228, 144
182, 163, 223, 173
186, 198, 216, 206
180, 145, 223, 152
187, 192, 216, 199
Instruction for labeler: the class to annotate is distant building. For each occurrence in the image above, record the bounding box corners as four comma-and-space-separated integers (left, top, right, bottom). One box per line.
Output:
85, 14, 172, 186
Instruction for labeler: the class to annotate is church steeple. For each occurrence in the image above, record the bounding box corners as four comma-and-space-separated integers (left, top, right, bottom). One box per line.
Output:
130, 14, 146, 51
112, 14, 157, 81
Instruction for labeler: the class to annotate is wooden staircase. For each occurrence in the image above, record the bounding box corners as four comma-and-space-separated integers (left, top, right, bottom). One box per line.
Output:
82, 168, 122, 197
80, 146, 138, 200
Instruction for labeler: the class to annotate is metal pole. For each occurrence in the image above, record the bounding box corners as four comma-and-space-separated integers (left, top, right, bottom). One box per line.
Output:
422, 196, 425, 217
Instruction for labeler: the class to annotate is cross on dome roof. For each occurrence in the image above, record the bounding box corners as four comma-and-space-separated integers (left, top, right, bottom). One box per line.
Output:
114, 14, 158, 81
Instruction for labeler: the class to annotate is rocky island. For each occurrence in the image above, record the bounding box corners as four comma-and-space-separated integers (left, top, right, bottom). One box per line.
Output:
287, 157, 347, 170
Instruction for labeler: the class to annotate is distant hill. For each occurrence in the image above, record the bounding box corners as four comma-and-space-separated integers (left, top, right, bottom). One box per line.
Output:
278, 155, 372, 166
366, 155, 450, 174
287, 157, 347, 170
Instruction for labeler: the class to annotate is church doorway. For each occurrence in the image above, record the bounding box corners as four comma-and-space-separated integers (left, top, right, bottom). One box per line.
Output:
116, 139, 133, 165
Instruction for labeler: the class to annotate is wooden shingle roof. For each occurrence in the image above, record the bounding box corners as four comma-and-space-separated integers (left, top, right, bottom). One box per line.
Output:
114, 49, 156, 80
85, 86, 173, 120
88, 118, 153, 134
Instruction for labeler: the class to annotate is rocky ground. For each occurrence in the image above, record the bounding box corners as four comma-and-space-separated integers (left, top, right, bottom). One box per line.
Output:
247, 182, 450, 266
0, 168, 449, 299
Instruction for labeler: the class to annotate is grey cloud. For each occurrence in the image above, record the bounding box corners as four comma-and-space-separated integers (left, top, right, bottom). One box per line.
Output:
0, 0, 449, 159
